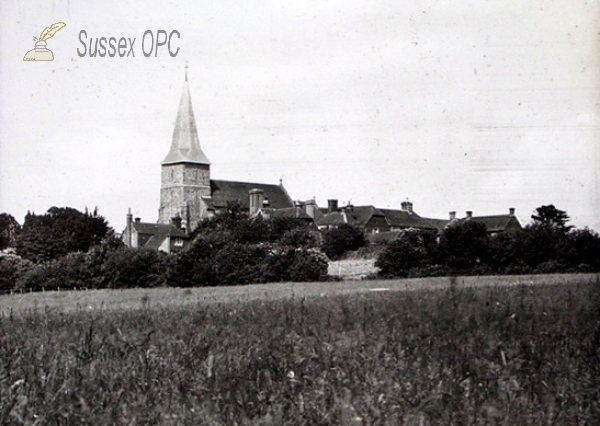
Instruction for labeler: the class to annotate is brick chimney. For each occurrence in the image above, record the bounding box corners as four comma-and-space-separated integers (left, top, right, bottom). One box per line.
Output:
327, 199, 338, 213
466, 211, 473, 219
305, 199, 317, 218
449, 211, 456, 220
126, 208, 133, 247
401, 200, 413, 213
509, 207, 515, 216
249, 188, 265, 216
172, 215, 182, 229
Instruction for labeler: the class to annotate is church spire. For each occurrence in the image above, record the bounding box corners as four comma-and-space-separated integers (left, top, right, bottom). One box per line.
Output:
161, 67, 210, 165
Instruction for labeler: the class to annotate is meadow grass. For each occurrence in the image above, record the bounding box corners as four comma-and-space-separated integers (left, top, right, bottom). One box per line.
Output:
0, 275, 599, 425
1, 273, 596, 316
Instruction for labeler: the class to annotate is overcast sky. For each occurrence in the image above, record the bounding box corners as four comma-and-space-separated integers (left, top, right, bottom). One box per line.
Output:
1, 0, 599, 232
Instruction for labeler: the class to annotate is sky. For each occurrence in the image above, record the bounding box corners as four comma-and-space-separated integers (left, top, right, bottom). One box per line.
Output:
1, 0, 599, 232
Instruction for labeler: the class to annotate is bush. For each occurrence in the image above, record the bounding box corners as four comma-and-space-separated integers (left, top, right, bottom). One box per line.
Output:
167, 235, 220, 287
375, 230, 438, 277
102, 248, 170, 289
287, 248, 328, 282
559, 228, 600, 271
211, 243, 266, 285
321, 224, 365, 259
170, 214, 328, 287
15, 252, 99, 292
439, 221, 490, 270
0, 250, 34, 292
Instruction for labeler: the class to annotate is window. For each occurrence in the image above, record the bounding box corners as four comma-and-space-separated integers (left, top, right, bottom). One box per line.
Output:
173, 238, 184, 247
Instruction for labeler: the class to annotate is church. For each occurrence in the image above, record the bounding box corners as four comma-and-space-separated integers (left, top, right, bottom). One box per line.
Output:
122, 70, 522, 253
122, 70, 296, 252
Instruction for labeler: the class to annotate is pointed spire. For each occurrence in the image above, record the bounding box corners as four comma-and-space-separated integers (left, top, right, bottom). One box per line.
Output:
162, 67, 210, 165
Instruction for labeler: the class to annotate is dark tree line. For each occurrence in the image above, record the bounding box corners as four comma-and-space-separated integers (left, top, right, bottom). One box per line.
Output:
0, 205, 328, 292
169, 208, 327, 287
0, 203, 598, 291
11, 207, 111, 262
376, 205, 600, 278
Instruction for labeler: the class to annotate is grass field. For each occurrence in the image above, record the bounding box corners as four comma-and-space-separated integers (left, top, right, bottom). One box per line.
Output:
1, 274, 599, 425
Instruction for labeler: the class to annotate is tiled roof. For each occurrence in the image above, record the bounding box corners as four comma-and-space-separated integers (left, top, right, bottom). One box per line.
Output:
132, 222, 188, 238
270, 207, 313, 220
421, 217, 450, 231
201, 196, 215, 211
317, 205, 385, 228
316, 211, 348, 227
453, 215, 522, 233
132, 222, 188, 250
210, 180, 294, 210
348, 206, 385, 227
379, 209, 438, 230
317, 205, 443, 231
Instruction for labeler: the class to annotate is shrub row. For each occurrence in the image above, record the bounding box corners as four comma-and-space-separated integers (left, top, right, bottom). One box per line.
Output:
376, 223, 600, 278
0, 216, 330, 292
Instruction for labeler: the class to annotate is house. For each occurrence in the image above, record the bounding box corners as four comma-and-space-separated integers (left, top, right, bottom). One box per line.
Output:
379, 201, 445, 232
316, 199, 444, 234
121, 209, 190, 253
445, 208, 522, 235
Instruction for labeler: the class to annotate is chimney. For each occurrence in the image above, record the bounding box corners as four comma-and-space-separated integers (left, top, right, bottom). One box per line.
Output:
134, 217, 141, 223
172, 215, 182, 229
466, 211, 473, 219
449, 211, 456, 220
401, 200, 413, 213
327, 199, 338, 213
126, 208, 133, 247
305, 199, 316, 219
509, 207, 515, 217
249, 188, 265, 216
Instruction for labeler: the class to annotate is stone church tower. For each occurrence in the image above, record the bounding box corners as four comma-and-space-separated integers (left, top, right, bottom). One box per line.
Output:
158, 70, 211, 231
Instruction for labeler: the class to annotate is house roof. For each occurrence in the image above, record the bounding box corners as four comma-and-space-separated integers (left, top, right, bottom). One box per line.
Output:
162, 77, 211, 166
379, 208, 438, 230
316, 206, 384, 228
453, 215, 521, 233
201, 196, 215, 211
316, 211, 348, 227
130, 222, 188, 250
132, 222, 188, 238
210, 180, 294, 210
421, 217, 450, 231
270, 207, 313, 220
348, 206, 386, 226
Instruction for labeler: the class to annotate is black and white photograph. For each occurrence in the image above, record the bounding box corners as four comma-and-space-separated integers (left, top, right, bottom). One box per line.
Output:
0, 0, 599, 424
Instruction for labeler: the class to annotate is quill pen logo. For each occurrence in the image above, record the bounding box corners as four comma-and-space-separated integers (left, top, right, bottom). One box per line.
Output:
23, 22, 66, 61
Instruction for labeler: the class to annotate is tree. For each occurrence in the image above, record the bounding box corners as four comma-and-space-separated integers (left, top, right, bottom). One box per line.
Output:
375, 229, 438, 277
0, 213, 21, 250
16, 207, 111, 262
439, 221, 490, 271
321, 224, 365, 259
531, 205, 573, 233
559, 227, 600, 271
102, 247, 170, 289
0, 251, 33, 292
